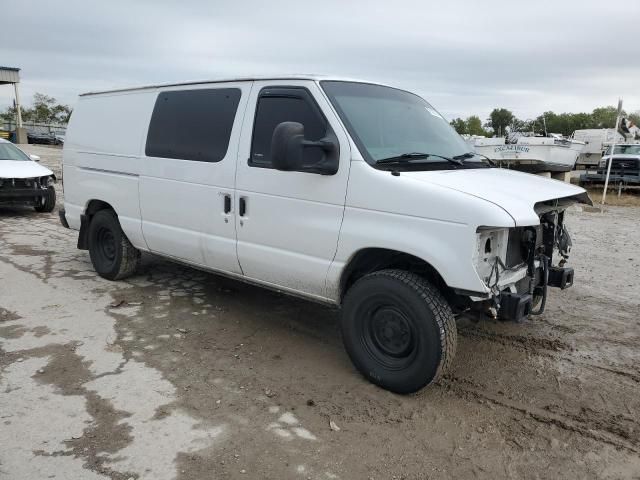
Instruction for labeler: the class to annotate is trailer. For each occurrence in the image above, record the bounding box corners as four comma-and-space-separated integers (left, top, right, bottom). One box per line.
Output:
572, 129, 625, 168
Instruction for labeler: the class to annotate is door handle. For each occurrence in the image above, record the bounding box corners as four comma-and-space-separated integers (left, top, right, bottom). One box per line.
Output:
223, 194, 231, 214
239, 196, 247, 217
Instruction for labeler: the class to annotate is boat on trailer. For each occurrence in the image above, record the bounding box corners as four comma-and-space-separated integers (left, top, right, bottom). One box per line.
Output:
474, 135, 585, 173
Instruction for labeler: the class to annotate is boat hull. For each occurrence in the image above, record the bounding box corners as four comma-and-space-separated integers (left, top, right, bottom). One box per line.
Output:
474, 140, 582, 172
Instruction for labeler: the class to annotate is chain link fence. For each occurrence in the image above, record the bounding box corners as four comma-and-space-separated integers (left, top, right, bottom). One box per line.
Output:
1, 120, 66, 143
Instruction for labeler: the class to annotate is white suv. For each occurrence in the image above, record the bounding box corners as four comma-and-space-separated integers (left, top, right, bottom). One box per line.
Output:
59, 76, 591, 393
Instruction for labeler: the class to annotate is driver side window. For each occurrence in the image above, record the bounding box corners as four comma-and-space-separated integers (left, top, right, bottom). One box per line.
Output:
250, 88, 327, 169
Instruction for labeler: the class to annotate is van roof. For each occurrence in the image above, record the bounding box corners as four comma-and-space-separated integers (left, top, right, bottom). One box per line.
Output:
80, 74, 387, 97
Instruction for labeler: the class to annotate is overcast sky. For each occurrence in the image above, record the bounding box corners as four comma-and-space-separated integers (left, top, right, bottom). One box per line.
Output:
1, 0, 638, 122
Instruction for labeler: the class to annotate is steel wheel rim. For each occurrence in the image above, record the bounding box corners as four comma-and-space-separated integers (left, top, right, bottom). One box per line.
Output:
97, 227, 116, 263
359, 297, 418, 370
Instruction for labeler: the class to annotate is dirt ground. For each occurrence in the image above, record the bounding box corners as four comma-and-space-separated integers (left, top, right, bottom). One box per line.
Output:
1, 145, 640, 480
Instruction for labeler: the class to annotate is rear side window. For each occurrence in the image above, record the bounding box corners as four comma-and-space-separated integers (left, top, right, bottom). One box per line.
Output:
250, 88, 327, 168
146, 88, 241, 162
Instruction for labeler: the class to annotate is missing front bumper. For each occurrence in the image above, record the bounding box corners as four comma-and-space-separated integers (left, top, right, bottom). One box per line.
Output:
0, 188, 48, 203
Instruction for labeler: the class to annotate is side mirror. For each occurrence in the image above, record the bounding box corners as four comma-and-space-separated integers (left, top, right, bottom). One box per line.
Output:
271, 122, 338, 175
30, 154, 41, 162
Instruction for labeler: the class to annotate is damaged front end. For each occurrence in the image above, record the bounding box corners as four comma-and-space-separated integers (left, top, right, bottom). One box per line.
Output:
0, 176, 54, 206
472, 199, 580, 322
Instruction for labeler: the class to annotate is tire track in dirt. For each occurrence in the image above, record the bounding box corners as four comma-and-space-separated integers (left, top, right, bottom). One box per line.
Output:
458, 325, 573, 353
451, 322, 640, 455
458, 325, 640, 385
442, 375, 640, 454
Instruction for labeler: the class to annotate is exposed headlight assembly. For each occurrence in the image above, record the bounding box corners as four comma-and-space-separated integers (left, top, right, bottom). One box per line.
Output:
473, 227, 510, 284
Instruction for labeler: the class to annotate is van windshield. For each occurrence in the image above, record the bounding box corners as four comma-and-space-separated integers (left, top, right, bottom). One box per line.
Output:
321, 81, 481, 168
0, 143, 30, 161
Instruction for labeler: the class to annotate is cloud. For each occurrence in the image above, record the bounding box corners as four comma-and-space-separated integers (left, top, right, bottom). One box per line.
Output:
1, 0, 638, 121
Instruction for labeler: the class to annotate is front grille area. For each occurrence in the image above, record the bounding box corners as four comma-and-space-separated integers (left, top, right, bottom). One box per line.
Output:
0, 178, 40, 190
0, 177, 47, 204
597, 157, 640, 176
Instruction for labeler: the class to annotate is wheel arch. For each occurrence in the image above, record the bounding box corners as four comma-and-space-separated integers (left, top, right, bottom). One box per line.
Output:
77, 199, 116, 250
339, 248, 451, 303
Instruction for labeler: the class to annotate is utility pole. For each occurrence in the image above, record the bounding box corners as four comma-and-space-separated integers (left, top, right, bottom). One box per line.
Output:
1, 67, 27, 143
14, 83, 23, 129
602, 98, 623, 205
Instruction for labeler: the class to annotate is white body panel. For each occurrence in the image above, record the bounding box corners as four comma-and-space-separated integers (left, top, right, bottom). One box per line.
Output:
138, 82, 251, 273
63, 91, 154, 248
326, 160, 515, 298
62, 75, 589, 305
403, 167, 586, 226
234, 80, 351, 298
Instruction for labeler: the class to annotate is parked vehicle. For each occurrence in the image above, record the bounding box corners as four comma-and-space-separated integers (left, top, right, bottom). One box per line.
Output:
53, 133, 65, 146
59, 76, 591, 393
27, 131, 56, 145
572, 129, 625, 168
579, 143, 640, 187
0, 138, 57, 212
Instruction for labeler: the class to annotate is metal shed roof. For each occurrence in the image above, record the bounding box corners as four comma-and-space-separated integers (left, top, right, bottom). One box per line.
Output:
0, 66, 20, 85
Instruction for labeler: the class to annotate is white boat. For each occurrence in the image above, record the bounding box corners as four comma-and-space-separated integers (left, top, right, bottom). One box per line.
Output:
474, 136, 585, 172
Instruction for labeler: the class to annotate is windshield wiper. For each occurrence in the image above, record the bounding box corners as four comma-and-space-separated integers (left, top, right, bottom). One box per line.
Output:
452, 151, 496, 166
376, 152, 464, 166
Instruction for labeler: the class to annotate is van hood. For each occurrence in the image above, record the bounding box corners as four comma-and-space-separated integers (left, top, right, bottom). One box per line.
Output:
0, 160, 54, 179
403, 167, 591, 226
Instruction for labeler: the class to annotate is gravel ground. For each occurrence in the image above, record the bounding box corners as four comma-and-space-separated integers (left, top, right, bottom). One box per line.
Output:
1, 145, 639, 480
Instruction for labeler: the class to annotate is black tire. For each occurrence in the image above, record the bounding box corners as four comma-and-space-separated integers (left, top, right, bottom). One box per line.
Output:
34, 186, 56, 213
88, 209, 140, 280
341, 269, 457, 394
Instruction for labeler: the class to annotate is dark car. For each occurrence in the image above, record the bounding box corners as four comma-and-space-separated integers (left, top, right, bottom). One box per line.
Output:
27, 132, 55, 145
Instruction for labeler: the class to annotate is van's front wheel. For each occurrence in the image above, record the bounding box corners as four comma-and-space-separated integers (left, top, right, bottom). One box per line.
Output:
88, 209, 140, 280
341, 269, 456, 393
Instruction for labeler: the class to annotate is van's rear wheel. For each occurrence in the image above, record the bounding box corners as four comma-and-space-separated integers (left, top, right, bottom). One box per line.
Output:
341, 269, 457, 394
88, 209, 140, 280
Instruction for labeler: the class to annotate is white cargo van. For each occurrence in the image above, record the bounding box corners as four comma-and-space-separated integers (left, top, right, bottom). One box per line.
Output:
60, 76, 591, 393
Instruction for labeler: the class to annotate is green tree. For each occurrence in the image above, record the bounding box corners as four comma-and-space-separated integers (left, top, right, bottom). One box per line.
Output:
0, 92, 72, 124
485, 108, 514, 136
466, 115, 488, 136
31, 93, 72, 123
590, 106, 620, 129
445, 105, 639, 139
450, 117, 467, 135
534, 110, 605, 136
